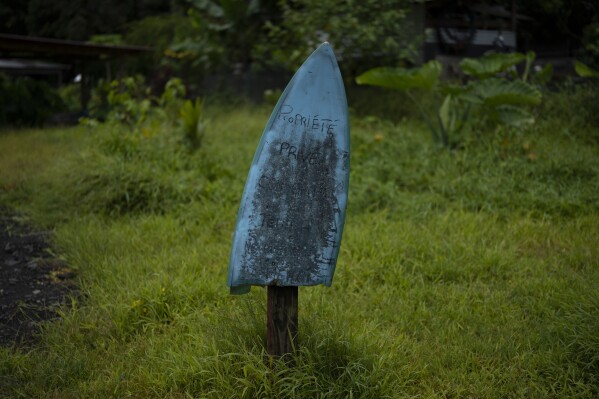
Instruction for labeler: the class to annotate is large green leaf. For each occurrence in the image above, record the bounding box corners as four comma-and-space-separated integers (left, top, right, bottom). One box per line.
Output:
494, 105, 535, 126
460, 53, 526, 78
533, 63, 553, 85
441, 83, 469, 96
355, 60, 442, 91
439, 94, 452, 133
574, 60, 599, 78
466, 78, 542, 107
522, 51, 536, 82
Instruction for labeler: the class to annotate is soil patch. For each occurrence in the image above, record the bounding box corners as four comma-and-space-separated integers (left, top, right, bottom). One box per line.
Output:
0, 208, 77, 347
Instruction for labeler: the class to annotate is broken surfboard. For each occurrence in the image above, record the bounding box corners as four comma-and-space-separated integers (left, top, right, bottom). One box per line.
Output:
228, 43, 350, 295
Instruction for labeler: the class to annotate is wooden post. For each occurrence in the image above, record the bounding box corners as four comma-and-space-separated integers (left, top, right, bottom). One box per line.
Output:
267, 286, 298, 357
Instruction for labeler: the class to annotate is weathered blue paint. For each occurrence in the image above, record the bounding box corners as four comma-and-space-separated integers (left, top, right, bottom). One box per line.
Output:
228, 43, 349, 295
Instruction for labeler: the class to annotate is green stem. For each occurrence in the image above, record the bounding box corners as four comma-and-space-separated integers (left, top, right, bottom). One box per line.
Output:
436, 112, 449, 147
406, 90, 441, 144
455, 103, 471, 135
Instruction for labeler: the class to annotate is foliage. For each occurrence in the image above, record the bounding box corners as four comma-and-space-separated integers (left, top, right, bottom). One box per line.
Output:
88, 76, 186, 128
532, 62, 554, 85
355, 61, 442, 91
256, 0, 417, 77
169, 0, 279, 74
57, 83, 81, 113
580, 21, 599, 69
467, 78, 542, 107
459, 52, 526, 79
159, 77, 187, 122
356, 53, 545, 147
125, 13, 195, 77
86, 76, 206, 154
515, 0, 598, 60
126, 13, 193, 50
2, 0, 182, 40
104, 75, 153, 129
0, 74, 64, 126
574, 60, 599, 78
87, 34, 123, 45
179, 98, 206, 151
1, 98, 599, 397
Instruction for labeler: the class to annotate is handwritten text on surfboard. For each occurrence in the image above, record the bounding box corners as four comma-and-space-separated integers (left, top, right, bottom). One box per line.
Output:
238, 103, 348, 285
277, 105, 339, 136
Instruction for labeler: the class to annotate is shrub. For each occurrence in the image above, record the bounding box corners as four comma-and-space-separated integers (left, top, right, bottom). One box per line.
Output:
356, 52, 546, 147
0, 74, 64, 126
87, 76, 192, 136
60, 124, 205, 216
124, 14, 195, 78
580, 22, 599, 69
168, 0, 284, 76
105, 76, 152, 128
179, 98, 205, 151
256, 0, 417, 78
58, 84, 81, 113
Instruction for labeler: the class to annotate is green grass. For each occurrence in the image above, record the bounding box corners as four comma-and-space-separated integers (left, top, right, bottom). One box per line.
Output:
0, 92, 598, 398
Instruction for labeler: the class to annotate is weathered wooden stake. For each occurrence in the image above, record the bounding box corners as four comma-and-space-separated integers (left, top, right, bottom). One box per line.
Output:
267, 286, 298, 357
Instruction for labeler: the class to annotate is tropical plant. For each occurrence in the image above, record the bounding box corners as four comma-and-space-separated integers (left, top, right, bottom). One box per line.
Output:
574, 60, 599, 78
159, 77, 187, 122
90, 76, 186, 134
459, 52, 526, 79
256, 0, 416, 77
357, 52, 545, 147
459, 50, 552, 85
58, 84, 81, 113
580, 22, 599, 69
169, 0, 279, 73
105, 76, 152, 129
179, 98, 206, 151
125, 14, 195, 77
0, 74, 65, 126
357, 61, 451, 145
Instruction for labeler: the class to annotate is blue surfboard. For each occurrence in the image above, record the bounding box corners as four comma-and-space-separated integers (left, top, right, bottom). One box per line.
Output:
228, 43, 350, 294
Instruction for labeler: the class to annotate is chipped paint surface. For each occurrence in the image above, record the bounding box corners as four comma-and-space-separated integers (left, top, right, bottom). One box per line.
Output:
228, 43, 349, 294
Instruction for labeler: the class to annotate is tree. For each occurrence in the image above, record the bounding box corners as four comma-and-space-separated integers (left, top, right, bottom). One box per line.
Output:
0, 0, 29, 35
1, 0, 184, 41
255, 0, 418, 78
511, 0, 599, 60
169, 0, 281, 73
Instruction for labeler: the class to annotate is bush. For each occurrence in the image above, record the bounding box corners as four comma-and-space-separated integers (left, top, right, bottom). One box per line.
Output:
58, 125, 200, 215
580, 22, 599, 69
88, 75, 187, 127
58, 83, 82, 113
67, 76, 195, 215
0, 74, 64, 126
255, 0, 417, 77
179, 98, 205, 151
356, 53, 545, 147
89, 75, 151, 127
124, 14, 195, 81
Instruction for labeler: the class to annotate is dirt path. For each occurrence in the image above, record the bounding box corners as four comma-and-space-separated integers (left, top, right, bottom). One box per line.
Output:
0, 208, 77, 347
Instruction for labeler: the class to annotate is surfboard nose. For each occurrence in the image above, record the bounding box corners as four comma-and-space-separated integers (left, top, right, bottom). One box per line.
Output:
228, 42, 349, 294
303, 41, 339, 70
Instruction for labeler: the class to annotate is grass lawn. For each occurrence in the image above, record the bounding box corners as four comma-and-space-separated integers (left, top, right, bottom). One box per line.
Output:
0, 96, 598, 398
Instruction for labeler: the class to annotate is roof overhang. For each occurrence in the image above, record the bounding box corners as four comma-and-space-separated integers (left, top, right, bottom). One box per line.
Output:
0, 58, 70, 74
0, 34, 152, 60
